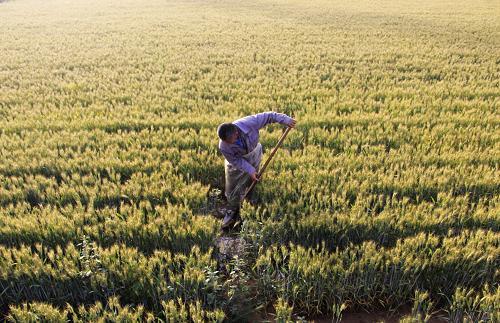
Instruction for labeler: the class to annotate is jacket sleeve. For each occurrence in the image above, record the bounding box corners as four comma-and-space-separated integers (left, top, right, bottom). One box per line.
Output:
220, 147, 256, 175
251, 111, 293, 130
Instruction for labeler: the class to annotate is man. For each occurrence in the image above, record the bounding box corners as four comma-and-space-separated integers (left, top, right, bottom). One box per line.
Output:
217, 111, 296, 229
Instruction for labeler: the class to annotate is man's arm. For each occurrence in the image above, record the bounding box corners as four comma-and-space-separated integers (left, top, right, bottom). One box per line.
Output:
244, 111, 295, 130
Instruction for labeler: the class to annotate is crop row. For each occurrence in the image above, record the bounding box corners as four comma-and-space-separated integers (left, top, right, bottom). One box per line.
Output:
1, 229, 496, 318
0, 203, 219, 255
5, 285, 499, 322
1, 192, 497, 255
1, 121, 498, 156
6, 297, 225, 323
253, 230, 499, 315
0, 243, 222, 313
241, 193, 499, 251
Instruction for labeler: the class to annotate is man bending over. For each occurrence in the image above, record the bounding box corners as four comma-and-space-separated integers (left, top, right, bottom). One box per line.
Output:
217, 111, 296, 229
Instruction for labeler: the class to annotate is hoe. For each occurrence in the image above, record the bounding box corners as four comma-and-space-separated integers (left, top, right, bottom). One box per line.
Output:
222, 126, 293, 229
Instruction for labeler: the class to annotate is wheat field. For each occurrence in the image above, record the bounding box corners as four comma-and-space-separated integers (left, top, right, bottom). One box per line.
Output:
0, 0, 499, 321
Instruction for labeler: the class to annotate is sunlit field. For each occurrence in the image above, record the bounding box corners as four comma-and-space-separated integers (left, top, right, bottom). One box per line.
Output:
0, 0, 499, 321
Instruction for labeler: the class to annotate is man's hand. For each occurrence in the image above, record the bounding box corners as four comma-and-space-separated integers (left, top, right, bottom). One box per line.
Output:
288, 118, 297, 128
250, 172, 260, 182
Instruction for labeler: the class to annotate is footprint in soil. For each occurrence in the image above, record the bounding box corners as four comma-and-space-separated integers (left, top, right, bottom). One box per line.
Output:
202, 187, 229, 218
205, 188, 251, 270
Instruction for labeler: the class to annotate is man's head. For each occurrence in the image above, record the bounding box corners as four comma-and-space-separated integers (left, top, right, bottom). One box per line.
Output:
217, 123, 239, 144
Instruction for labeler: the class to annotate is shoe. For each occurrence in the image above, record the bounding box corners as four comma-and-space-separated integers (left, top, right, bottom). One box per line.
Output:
221, 210, 238, 229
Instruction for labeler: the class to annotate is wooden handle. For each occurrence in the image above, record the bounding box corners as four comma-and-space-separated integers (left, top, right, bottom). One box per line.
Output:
243, 126, 292, 199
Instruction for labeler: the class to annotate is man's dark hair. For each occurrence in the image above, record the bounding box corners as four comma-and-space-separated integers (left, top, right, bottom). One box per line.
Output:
217, 123, 237, 141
